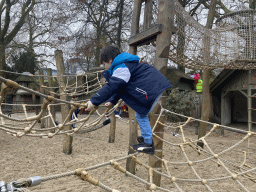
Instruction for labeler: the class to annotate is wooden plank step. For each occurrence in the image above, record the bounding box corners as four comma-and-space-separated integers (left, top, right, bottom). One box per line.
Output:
128, 24, 163, 46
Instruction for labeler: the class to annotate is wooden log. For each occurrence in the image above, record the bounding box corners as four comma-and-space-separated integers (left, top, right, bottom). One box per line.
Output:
128, 24, 163, 46
149, 0, 175, 187
55, 50, 72, 155
109, 111, 116, 143
144, 0, 153, 30
47, 68, 56, 133
126, 0, 143, 174
149, 97, 166, 186
39, 69, 45, 128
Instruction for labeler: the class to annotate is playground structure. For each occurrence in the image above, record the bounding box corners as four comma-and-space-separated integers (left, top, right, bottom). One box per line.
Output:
0, 95, 256, 191
1, 0, 256, 191
169, 3, 256, 70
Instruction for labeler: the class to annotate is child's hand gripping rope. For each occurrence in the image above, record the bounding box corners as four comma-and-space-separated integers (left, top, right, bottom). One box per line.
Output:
85, 101, 94, 111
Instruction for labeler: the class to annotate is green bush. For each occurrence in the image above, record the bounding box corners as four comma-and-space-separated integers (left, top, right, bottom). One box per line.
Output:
165, 88, 201, 122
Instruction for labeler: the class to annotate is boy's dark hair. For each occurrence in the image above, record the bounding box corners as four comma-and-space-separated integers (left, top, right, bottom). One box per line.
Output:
100, 45, 121, 63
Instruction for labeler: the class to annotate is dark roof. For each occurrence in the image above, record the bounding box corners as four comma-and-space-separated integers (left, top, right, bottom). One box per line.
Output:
165, 67, 195, 87
14, 75, 35, 82
210, 69, 235, 92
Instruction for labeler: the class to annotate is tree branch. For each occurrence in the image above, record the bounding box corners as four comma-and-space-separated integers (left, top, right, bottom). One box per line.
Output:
5, 0, 35, 45
0, 0, 11, 41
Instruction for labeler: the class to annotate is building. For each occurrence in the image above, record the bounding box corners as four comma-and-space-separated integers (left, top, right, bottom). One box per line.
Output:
12, 73, 41, 112
210, 69, 256, 130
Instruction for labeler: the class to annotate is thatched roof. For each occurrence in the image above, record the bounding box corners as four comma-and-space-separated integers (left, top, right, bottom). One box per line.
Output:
14, 75, 35, 82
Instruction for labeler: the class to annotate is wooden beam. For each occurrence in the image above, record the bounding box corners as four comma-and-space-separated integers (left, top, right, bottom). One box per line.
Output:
46, 68, 56, 133
55, 50, 72, 155
248, 70, 252, 132
143, 0, 153, 30
126, 0, 142, 175
149, 0, 174, 187
128, 24, 163, 46
239, 90, 248, 98
39, 69, 45, 128
109, 111, 116, 143
130, 0, 142, 37
210, 70, 235, 92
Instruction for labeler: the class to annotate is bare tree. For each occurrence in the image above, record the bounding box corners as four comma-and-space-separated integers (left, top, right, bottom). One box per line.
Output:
0, 0, 35, 78
7, 1, 76, 69
70, 0, 133, 67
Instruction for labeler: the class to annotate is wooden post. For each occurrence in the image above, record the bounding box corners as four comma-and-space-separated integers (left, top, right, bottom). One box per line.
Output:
248, 70, 252, 133
220, 91, 225, 135
198, 0, 217, 147
109, 112, 116, 143
149, 98, 166, 185
47, 68, 56, 132
55, 50, 72, 155
149, 0, 174, 187
143, 0, 153, 30
32, 93, 36, 113
39, 69, 45, 128
126, 0, 142, 174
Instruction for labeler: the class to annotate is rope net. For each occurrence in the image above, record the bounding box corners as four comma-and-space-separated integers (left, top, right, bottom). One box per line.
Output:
0, 74, 256, 191
0, 73, 122, 139
39, 70, 104, 97
2, 2, 256, 190
0, 69, 105, 97
1, 107, 256, 191
150, 0, 256, 70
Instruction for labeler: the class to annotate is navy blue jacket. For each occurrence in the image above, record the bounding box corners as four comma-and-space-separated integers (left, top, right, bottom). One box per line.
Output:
90, 52, 172, 116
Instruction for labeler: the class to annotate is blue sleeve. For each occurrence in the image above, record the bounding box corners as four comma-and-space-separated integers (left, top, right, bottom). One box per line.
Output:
107, 93, 121, 105
90, 76, 126, 106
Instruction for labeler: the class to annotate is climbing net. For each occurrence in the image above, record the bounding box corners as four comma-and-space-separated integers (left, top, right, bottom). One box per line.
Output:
1, 103, 256, 191
0, 69, 105, 97
0, 74, 122, 139
0, 74, 255, 191
150, 0, 256, 69
42, 70, 104, 97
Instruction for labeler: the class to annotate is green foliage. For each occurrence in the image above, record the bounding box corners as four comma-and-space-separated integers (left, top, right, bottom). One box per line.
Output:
165, 88, 201, 122
11, 51, 38, 74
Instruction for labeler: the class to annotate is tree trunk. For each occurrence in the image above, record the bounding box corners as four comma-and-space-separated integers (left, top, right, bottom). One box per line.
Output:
0, 44, 6, 78
117, 0, 124, 48
177, 11, 186, 73
95, 28, 102, 67
198, 0, 217, 148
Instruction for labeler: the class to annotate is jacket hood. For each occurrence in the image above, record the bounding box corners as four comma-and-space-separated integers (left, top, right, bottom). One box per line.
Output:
108, 52, 140, 74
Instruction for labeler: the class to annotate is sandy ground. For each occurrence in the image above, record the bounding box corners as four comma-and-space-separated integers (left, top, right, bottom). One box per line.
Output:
1, 112, 256, 192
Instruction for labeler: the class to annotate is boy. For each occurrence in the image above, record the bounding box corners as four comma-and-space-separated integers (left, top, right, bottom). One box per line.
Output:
86, 45, 172, 155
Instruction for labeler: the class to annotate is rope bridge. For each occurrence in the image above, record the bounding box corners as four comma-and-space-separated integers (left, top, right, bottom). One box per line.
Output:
153, 0, 256, 70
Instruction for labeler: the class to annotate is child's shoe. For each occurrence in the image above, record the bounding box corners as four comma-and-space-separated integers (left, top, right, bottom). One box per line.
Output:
132, 142, 155, 155
115, 114, 121, 119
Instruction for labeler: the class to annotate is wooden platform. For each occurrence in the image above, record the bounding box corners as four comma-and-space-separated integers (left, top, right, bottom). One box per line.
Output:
128, 24, 163, 46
